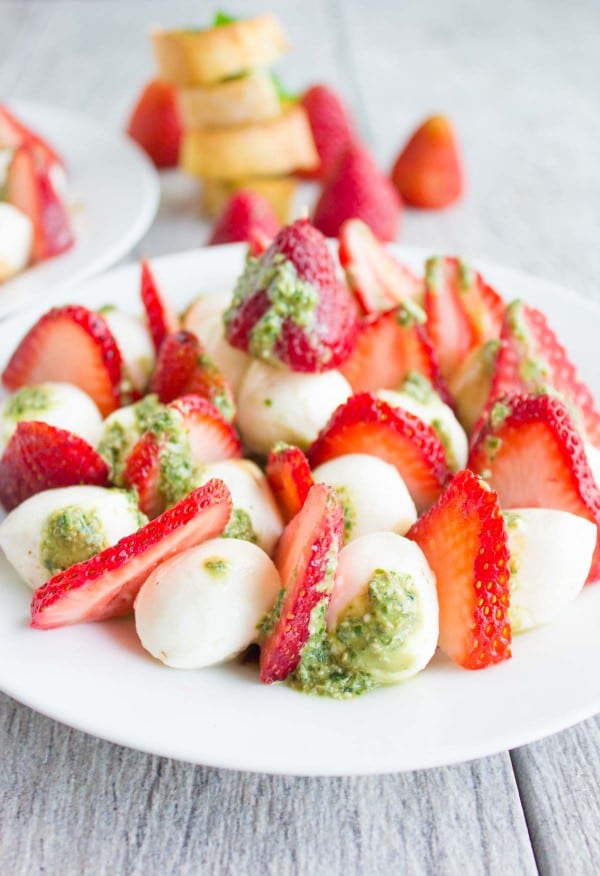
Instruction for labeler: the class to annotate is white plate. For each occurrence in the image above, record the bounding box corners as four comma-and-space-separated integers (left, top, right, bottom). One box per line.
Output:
0, 100, 159, 318
0, 244, 599, 777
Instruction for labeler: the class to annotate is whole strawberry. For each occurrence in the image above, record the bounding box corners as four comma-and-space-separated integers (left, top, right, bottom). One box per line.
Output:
224, 219, 359, 372
208, 191, 280, 246
298, 85, 355, 181
313, 142, 402, 241
391, 115, 463, 209
127, 80, 182, 169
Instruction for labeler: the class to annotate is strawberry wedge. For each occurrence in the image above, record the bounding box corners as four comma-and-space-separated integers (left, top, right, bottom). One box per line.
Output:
140, 260, 180, 354
31, 479, 232, 629
266, 443, 314, 522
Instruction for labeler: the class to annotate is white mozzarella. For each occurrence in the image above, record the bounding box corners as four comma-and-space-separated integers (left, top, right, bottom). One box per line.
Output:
0, 485, 145, 590
0, 202, 33, 281
184, 293, 251, 394
506, 508, 596, 633
135, 537, 281, 669
0, 382, 103, 453
585, 442, 600, 489
198, 458, 283, 556
101, 309, 155, 394
326, 532, 438, 684
311, 454, 417, 543
237, 360, 351, 454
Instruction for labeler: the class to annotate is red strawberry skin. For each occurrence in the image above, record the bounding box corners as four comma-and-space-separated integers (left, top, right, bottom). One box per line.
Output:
0, 422, 109, 511
126, 80, 182, 169
298, 85, 355, 181
260, 483, 344, 683
307, 392, 451, 512
208, 191, 280, 246
468, 393, 600, 582
391, 115, 463, 209
31, 479, 232, 629
2, 305, 122, 416
122, 431, 164, 519
0, 104, 63, 169
169, 395, 242, 462
408, 469, 511, 669
266, 443, 314, 522
313, 142, 402, 242
140, 260, 180, 354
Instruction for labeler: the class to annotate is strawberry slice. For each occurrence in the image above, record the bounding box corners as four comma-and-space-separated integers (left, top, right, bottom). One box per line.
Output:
339, 301, 450, 403
448, 340, 500, 435
266, 443, 314, 522
391, 115, 463, 209
468, 393, 600, 582
0, 104, 63, 169
7, 144, 73, 262
140, 260, 180, 354
338, 219, 422, 314
260, 483, 344, 683
169, 395, 242, 463
122, 431, 165, 519
407, 469, 511, 669
2, 305, 122, 416
150, 330, 236, 422
424, 256, 504, 380
0, 421, 109, 511
31, 479, 232, 629
307, 392, 451, 512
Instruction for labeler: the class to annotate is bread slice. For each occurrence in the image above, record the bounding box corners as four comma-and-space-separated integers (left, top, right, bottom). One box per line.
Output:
151, 15, 288, 87
181, 105, 318, 179
179, 72, 281, 128
200, 176, 298, 222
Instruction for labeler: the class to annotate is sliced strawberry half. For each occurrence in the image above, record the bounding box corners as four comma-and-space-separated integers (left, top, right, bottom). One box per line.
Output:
0, 421, 109, 511
122, 431, 165, 519
150, 330, 236, 421
448, 339, 500, 435
307, 392, 451, 512
424, 256, 504, 380
2, 305, 122, 416
31, 479, 232, 629
266, 443, 314, 522
0, 104, 63, 169
140, 260, 180, 354
169, 395, 242, 463
260, 483, 344, 683
407, 469, 511, 669
338, 219, 422, 314
339, 302, 451, 402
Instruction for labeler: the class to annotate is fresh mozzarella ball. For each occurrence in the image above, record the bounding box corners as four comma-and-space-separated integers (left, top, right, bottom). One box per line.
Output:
311, 454, 417, 543
327, 532, 438, 684
198, 459, 283, 555
0, 382, 103, 453
237, 360, 352, 454
184, 293, 251, 394
101, 308, 155, 394
377, 381, 468, 471
505, 508, 596, 633
96, 394, 164, 484
135, 537, 281, 669
585, 442, 600, 489
0, 202, 33, 281
0, 485, 146, 590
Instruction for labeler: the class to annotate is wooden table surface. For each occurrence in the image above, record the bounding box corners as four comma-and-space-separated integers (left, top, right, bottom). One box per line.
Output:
1, 1, 600, 873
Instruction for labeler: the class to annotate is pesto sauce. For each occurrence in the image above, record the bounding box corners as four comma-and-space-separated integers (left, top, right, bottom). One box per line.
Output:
332, 484, 356, 544
149, 408, 198, 508
3, 385, 55, 419
490, 400, 512, 429
400, 371, 436, 404
223, 507, 258, 544
97, 395, 165, 485
40, 505, 108, 574
256, 587, 286, 637
203, 557, 230, 577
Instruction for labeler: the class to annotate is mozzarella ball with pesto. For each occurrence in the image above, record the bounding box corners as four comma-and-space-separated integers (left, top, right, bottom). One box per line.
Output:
326, 532, 439, 685
183, 293, 251, 394
0, 485, 147, 590
0, 202, 33, 281
0, 382, 103, 453
505, 508, 596, 633
237, 360, 352, 454
198, 459, 283, 555
100, 308, 155, 394
96, 395, 165, 484
311, 454, 417, 543
135, 537, 281, 669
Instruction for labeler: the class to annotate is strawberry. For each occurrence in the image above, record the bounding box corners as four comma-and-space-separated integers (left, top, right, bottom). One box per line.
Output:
391, 115, 463, 209
126, 80, 182, 169
224, 219, 359, 372
266, 443, 314, 522
169, 395, 242, 463
407, 469, 511, 669
307, 392, 451, 512
2, 305, 122, 416
339, 301, 450, 402
140, 260, 180, 354
338, 219, 422, 314
259, 483, 344, 683
31, 479, 232, 629
150, 330, 236, 421
247, 225, 274, 257
297, 85, 355, 182
313, 142, 402, 242
0, 422, 109, 511
7, 144, 73, 262
208, 191, 280, 246
0, 104, 63, 169
122, 431, 165, 519
448, 340, 500, 434
468, 393, 600, 582
424, 256, 504, 381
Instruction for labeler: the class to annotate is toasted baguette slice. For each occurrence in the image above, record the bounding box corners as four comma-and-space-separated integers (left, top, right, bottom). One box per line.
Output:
179, 72, 281, 128
151, 15, 288, 87
200, 176, 297, 222
181, 105, 318, 179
